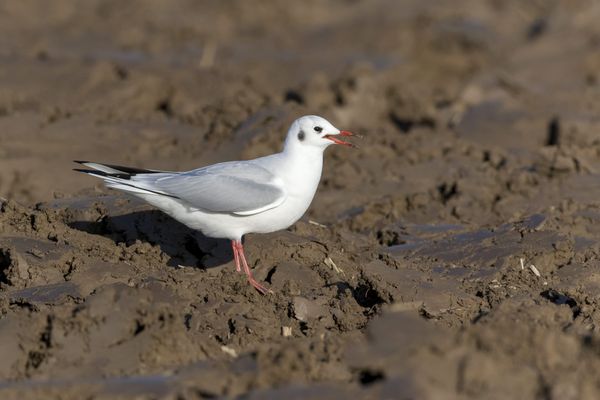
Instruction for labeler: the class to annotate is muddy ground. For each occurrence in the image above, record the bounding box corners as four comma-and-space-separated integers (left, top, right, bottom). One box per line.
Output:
1, 0, 600, 399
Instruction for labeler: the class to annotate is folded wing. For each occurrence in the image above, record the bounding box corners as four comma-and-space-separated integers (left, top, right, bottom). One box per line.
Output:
149, 162, 286, 216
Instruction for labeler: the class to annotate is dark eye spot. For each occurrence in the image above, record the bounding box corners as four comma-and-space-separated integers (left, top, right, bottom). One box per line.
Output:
298, 130, 305, 141
314, 126, 323, 133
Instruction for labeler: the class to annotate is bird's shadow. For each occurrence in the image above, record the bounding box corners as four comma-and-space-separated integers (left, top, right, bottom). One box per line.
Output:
69, 209, 232, 269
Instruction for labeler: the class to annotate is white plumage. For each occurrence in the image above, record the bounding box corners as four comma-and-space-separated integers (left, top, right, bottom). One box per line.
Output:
75, 115, 356, 293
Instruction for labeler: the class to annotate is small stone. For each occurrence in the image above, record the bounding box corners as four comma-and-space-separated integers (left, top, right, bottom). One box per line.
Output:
292, 296, 325, 322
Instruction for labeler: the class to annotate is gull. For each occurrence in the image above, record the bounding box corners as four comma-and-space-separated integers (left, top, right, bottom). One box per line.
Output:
74, 115, 356, 294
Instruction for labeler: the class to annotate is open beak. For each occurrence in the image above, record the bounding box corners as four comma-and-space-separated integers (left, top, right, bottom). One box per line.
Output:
324, 130, 359, 148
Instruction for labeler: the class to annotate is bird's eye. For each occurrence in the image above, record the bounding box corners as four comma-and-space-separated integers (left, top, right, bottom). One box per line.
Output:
314, 126, 323, 133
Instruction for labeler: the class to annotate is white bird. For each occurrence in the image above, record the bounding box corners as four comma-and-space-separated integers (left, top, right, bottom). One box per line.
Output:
75, 115, 356, 294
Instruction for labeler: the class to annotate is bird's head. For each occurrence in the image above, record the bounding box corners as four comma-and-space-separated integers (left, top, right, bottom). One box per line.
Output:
284, 115, 357, 152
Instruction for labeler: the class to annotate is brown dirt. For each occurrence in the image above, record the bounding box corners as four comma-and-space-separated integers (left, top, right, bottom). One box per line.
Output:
1, 0, 600, 399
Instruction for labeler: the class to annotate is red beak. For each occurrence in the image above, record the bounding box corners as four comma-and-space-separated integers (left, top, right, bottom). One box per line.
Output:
324, 130, 358, 147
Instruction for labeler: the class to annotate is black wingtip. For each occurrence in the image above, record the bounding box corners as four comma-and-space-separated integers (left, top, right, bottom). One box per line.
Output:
73, 160, 90, 165
73, 168, 132, 180
73, 168, 98, 175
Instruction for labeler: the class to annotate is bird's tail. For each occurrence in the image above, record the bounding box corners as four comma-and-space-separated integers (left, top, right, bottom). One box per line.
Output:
73, 161, 177, 197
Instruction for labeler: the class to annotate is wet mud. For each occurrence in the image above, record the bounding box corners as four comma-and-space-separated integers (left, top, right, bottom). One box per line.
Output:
1, 1, 600, 399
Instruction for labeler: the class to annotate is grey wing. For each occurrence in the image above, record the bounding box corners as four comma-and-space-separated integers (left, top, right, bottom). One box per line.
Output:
149, 162, 286, 215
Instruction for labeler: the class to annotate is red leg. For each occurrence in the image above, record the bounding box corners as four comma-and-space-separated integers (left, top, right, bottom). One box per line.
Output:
231, 240, 241, 273
234, 240, 271, 294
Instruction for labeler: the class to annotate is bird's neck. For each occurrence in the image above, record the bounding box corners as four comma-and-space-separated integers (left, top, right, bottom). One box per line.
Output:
282, 145, 324, 167
279, 146, 324, 189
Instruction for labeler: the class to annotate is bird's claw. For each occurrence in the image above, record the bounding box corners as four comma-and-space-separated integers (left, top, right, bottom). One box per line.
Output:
249, 278, 272, 295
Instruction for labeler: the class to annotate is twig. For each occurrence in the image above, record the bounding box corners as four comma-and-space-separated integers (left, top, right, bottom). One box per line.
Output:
529, 264, 541, 277
199, 41, 217, 69
220, 345, 237, 358
308, 220, 327, 228
324, 256, 344, 275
